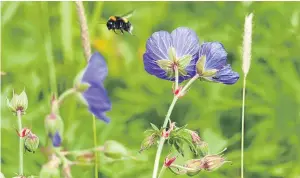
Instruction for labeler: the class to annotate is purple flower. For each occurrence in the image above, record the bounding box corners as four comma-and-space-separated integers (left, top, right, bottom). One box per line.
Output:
196, 42, 239, 84
51, 131, 61, 147
143, 27, 200, 83
81, 52, 112, 123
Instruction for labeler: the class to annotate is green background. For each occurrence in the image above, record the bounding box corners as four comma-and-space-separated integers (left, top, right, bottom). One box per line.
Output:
1, 1, 300, 178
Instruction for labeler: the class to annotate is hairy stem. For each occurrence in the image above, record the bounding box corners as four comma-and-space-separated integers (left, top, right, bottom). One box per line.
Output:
241, 76, 247, 178
152, 74, 199, 178
92, 115, 98, 178
17, 111, 23, 175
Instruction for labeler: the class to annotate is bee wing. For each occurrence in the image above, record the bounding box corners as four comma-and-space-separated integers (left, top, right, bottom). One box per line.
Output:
121, 9, 136, 19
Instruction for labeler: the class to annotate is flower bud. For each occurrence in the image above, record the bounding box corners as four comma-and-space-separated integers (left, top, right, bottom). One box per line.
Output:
16, 128, 31, 138
39, 163, 60, 178
188, 131, 209, 156
200, 154, 229, 172
24, 133, 39, 153
184, 159, 202, 176
162, 122, 176, 138
45, 113, 64, 138
164, 155, 176, 167
139, 133, 158, 153
103, 140, 128, 159
7, 90, 28, 115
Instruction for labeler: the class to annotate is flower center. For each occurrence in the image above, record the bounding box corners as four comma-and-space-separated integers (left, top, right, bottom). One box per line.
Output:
156, 47, 193, 79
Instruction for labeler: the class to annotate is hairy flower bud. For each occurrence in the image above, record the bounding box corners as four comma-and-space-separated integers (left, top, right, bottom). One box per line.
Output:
200, 154, 229, 171
45, 113, 64, 138
188, 131, 209, 156
24, 133, 39, 153
103, 140, 128, 159
139, 133, 159, 153
7, 90, 28, 115
184, 159, 202, 176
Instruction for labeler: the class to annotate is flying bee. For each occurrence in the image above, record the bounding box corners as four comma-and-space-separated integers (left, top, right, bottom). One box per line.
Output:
106, 10, 135, 35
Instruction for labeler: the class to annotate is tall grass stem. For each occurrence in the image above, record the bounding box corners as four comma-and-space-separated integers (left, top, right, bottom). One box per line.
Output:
241, 76, 246, 178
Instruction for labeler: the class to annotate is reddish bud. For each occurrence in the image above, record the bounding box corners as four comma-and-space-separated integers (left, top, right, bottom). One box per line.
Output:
190, 131, 202, 144
16, 128, 31, 138
162, 122, 176, 139
164, 155, 176, 167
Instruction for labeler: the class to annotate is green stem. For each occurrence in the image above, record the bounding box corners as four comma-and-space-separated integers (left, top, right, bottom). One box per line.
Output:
57, 88, 76, 105
158, 166, 167, 178
17, 111, 23, 175
92, 115, 99, 178
171, 164, 198, 172
241, 76, 247, 178
152, 74, 199, 178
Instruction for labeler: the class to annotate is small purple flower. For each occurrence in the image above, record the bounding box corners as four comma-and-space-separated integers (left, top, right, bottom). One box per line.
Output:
52, 131, 61, 147
81, 52, 112, 123
196, 42, 239, 84
143, 27, 200, 83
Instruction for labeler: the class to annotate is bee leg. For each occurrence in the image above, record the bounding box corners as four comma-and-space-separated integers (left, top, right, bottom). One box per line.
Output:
120, 29, 124, 35
113, 29, 118, 34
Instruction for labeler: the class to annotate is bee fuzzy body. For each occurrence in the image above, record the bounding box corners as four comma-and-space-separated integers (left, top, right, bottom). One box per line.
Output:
107, 16, 133, 34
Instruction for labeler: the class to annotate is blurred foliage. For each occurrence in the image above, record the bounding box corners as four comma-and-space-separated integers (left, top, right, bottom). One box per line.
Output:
1, 1, 300, 178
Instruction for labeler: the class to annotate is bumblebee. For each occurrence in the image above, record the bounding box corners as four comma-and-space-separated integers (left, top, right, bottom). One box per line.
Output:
106, 10, 135, 35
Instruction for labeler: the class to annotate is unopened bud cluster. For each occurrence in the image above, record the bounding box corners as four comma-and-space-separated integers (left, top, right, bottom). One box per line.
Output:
140, 122, 230, 176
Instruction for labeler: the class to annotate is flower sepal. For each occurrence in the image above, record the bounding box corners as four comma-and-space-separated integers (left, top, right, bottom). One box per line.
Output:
7, 90, 28, 115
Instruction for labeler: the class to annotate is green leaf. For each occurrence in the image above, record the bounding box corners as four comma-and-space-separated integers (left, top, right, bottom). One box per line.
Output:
150, 123, 160, 132
173, 140, 185, 157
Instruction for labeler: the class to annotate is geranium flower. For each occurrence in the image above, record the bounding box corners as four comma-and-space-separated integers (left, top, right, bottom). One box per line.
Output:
143, 27, 200, 83
196, 42, 239, 84
81, 52, 112, 122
